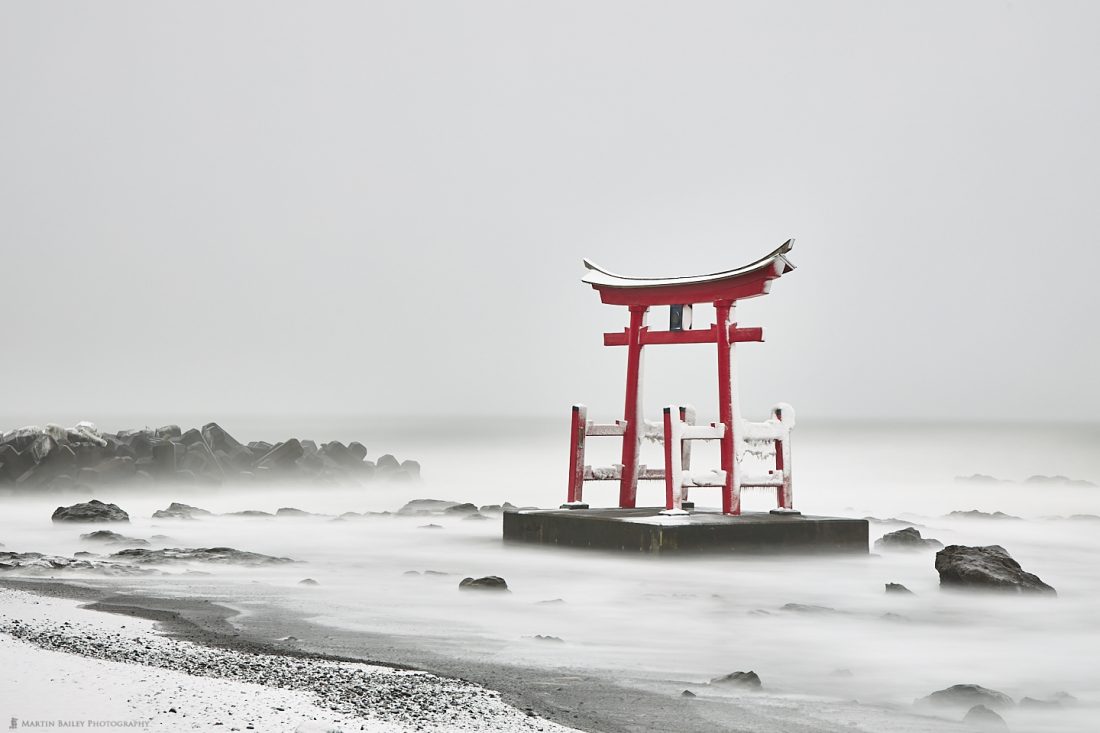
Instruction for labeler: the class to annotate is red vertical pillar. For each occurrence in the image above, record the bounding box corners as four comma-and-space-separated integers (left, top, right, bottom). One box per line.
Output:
566, 404, 587, 504
715, 301, 739, 515
618, 305, 648, 508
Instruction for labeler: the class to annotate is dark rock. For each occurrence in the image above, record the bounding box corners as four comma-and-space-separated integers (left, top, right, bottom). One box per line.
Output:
530, 635, 563, 642
459, 576, 509, 591
444, 503, 479, 516
111, 547, 296, 565
201, 422, 245, 454
226, 510, 274, 517
917, 684, 1014, 710
151, 441, 176, 473
963, 704, 1008, 729
155, 425, 182, 439
178, 428, 205, 446
0, 445, 35, 482
404, 570, 421, 576
935, 545, 1056, 595
681, 690, 696, 698
255, 440, 304, 469
152, 503, 212, 520
398, 499, 460, 515
52, 500, 129, 523
709, 671, 761, 689
347, 442, 367, 461
298, 578, 319, 586
319, 441, 360, 467
945, 510, 1022, 521
885, 583, 914, 594
874, 527, 943, 551
80, 530, 148, 546
376, 454, 400, 471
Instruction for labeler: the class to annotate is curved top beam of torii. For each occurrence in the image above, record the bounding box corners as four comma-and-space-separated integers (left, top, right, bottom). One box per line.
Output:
581, 239, 796, 307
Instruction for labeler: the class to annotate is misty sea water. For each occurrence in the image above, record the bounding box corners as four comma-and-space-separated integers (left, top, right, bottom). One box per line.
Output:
1, 417, 1097, 732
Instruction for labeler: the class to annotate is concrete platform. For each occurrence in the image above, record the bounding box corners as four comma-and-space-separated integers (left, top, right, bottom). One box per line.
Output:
503, 507, 868, 554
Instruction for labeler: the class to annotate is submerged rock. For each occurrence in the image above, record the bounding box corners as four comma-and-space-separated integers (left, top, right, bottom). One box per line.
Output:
963, 704, 1008, 729
52, 500, 129, 523
781, 603, 838, 614
298, 578, 319, 586
945, 510, 1022, 521
79, 530, 148, 546
955, 474, 1007, 484
935, 545, 1056, 595
917, 684, 1014, 710
152, 502, 212, 520
275, 507, 315, 517
398, 499, 460, 516
874, 527, 943, 551
459, 576, 509, 591
111, 547, 296, 565
1024, 474, 1095, 487
709, 671, 761, 689
681, 690, 696, 698
885, 583, 914, 594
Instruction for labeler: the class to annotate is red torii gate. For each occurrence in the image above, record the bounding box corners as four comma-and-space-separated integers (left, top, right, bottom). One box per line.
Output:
566, 239, 796, 516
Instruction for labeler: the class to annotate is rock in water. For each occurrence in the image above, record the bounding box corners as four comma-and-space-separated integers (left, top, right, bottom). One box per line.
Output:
298, 578, 320, 586
709, 671, 762, 689
398, 499, 460, 515
152, 502, 213, 520
963, 704, 1008, 729
935, 545, 1056, 595
917, 684, 1014, 710
52, 500, 129, 523
874, 527, 944, 551
885, 583, 914, 594
79, 530, 148, 546
459, 576, 509, 591
111, 547, 296, 565
681, 690, 696, 698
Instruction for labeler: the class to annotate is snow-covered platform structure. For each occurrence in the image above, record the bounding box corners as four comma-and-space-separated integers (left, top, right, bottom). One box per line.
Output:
503, 507, 868, 554
506, 239, 868, 554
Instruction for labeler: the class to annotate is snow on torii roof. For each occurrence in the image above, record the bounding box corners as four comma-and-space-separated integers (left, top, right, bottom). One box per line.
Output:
581, 239, 796, 306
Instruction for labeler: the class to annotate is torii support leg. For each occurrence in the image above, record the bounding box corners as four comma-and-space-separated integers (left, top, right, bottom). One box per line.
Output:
716, 301, 739, 515
618, 305, 648, 508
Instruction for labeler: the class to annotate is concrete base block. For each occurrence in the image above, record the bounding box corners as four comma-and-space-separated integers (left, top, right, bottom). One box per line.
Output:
503, 507, 868, 554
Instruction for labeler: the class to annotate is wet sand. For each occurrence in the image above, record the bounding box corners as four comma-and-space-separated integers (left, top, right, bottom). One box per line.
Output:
0, 577, 745, 733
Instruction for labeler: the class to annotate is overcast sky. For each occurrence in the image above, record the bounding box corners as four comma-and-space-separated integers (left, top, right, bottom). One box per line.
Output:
1, 1, 1097, 424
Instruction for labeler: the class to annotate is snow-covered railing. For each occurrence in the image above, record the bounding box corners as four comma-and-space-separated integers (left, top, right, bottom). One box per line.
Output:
565, 402, 794, 513
738, 403, 794, 507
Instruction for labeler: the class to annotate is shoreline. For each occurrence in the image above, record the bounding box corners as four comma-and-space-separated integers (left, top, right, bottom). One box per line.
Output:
0, 577, 732, 733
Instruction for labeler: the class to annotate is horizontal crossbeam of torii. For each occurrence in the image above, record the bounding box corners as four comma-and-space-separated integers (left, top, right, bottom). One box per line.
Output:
579, 239, 795, 514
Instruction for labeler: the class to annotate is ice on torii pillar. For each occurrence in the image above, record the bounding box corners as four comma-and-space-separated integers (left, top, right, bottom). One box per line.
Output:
572, 239, 796, 515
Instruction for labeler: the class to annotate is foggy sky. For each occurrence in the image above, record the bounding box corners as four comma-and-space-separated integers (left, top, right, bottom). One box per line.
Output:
2, 1, 1097, 424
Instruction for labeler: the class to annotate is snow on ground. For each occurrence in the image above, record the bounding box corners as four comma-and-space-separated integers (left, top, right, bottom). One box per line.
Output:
0, 588, 578, 733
